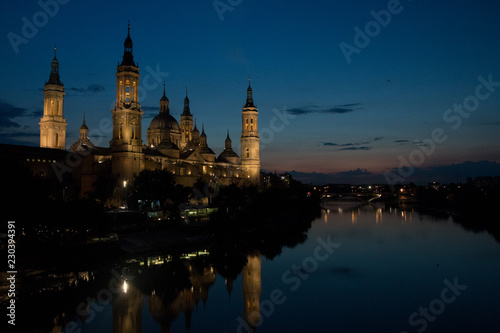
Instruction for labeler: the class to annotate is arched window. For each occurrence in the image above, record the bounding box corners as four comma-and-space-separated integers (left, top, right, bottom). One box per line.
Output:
119, 124, 123, 139
246, 148, 250, 158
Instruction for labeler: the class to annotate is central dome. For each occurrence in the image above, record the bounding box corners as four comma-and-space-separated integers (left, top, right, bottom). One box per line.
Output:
148, 112, 180, 132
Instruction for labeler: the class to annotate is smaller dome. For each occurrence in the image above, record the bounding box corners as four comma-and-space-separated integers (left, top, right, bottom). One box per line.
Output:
148, 113, 180, 132
219, 150, 239, 159
197, 145, 215, 155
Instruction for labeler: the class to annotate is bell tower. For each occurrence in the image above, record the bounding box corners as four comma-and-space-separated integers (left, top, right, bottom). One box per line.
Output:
240, 78, 260, 185
242, 253, 262, 330
180, 88, 193, 149
40, 46, 67, 150
110, 23, 144, 181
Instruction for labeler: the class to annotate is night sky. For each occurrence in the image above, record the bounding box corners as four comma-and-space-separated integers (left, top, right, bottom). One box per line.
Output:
1, 0, 500, 184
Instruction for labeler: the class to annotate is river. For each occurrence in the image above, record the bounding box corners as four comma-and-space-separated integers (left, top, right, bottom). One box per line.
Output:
8, 201, 500, 332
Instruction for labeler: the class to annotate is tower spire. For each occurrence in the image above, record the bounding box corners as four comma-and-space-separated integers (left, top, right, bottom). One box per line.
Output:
121, 21, 135, 67
160, 82, 169, 113
47, 45, 62, 86
182, 86, 192, 116
245, 77, 254, 108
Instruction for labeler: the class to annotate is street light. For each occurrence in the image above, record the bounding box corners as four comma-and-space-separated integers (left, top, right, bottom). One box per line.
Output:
123, 180, 128, 209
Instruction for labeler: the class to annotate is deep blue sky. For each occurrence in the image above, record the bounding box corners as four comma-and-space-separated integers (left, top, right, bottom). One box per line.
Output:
1, 0, 500, 183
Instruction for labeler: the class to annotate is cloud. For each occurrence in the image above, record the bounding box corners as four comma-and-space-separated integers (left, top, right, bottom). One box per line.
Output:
322, 141, 371, 147
338, 146, 372, 151
141, 106, 159, 119
0, 101, 39, 128
287, 103, 363, 116
386, 160, 500, 185
394, 139, 409, 143
0, 131, 40, 145
373, 137, 384, 141
67, 84, 105, 95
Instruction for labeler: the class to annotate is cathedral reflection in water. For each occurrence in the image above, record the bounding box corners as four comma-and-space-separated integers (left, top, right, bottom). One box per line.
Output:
110, 251, 262, 333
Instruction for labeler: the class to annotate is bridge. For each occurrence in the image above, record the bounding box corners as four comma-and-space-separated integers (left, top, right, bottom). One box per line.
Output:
320, 192, 415, 204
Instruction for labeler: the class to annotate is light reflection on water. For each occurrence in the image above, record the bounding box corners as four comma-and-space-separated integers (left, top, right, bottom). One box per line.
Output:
11, 203, 500, 332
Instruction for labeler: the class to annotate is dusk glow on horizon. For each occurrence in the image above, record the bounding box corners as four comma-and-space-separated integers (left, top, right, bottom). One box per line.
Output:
1, 0, 500, 184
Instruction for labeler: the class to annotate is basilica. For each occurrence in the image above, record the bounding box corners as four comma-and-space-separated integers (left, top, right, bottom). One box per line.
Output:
38, 25, 261, 196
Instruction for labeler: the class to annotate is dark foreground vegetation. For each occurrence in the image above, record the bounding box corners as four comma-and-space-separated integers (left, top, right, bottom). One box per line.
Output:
0, 161, 320, 269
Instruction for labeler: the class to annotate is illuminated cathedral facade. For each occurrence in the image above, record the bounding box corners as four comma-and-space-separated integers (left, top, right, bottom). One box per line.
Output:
40, 25, 261, 194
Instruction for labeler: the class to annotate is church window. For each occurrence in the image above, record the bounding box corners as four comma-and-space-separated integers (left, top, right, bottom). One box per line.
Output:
50, 100, 54, 115
131, 125, 135, 139
119, 124, 123, 139
55, 133, 59, 146
246, 148, 250, 158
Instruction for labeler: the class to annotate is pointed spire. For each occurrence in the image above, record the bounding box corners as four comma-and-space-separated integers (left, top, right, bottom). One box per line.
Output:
225, 129, 232, 149
80, 113, 88, 130
47, 46, 62, 86
160, 82, 169, 113
201, 123, 206, 136
160, 81, 169, 102
245, 76, 255, 108
121, 21, 135, 67
54, 44, 57, 59
182, 86, 192, 116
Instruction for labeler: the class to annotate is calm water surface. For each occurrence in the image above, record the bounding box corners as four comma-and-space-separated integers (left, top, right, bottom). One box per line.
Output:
17, 203, 500, 332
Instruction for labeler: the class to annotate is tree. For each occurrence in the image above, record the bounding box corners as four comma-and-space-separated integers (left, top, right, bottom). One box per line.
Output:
87, 168, 119, 204
132, 169, 177, 213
